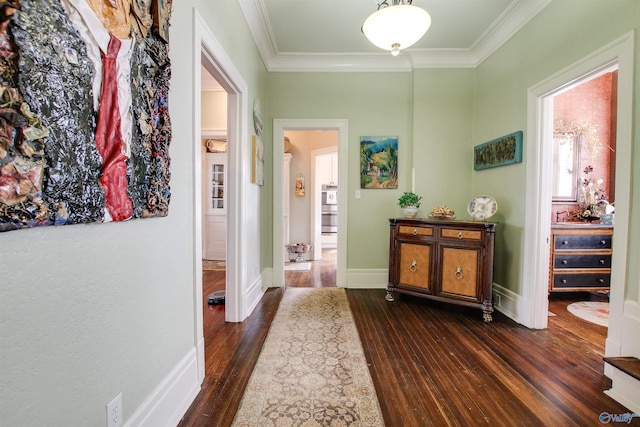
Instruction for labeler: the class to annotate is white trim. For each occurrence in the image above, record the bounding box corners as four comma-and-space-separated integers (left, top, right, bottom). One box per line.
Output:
604, 371, 640, 414
243, 271, 266, 318
239, 0, 550, 72
466, 0, 552, 67
273, 119, 348, 288
201, 128, 227, 139
194, 8, 249, 324
124, 349, 200, 427
491, 283, 522, 323
346, 269, 388, 289
523, 31, 635, 329
192, 7, 250, 392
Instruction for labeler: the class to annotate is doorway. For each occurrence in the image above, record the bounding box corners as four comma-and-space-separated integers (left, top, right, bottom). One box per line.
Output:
522, 32, 633, 335
193, 11, 249, 382
546, 67, 617, 334
282, 131, 338, 287
273, 120, 348, 290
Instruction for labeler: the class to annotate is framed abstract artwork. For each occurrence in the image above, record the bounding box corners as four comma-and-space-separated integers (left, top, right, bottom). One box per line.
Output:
0, 1, 173, 232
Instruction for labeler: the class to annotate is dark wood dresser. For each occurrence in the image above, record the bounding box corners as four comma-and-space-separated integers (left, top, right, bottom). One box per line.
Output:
549, 224, 613, 292
387, 218, 497, 322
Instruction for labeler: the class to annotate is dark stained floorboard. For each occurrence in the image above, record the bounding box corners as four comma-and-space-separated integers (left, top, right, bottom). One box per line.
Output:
179, 258, 638, 427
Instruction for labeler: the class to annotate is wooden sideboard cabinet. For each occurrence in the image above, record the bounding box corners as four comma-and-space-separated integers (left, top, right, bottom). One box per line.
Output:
549, 224, 613, 292
387, 218, 497, 322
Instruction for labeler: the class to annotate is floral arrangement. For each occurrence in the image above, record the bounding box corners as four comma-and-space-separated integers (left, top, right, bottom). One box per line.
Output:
571, 165, 607, 220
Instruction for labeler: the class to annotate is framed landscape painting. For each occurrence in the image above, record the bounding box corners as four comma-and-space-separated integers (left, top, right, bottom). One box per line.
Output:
360, 136, 398, 189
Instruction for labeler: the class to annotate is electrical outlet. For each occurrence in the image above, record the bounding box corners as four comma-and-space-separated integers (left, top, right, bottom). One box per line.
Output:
106, 393, 123, 427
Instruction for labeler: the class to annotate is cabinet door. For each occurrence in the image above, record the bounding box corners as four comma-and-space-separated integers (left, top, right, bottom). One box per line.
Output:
206, 153, 226, 215
398, 242, 433, 292
439, 247, 481, 302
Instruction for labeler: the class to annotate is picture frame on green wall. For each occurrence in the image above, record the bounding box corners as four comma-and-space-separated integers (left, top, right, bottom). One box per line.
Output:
360, 136, 398, 189
474, 131, 523, 170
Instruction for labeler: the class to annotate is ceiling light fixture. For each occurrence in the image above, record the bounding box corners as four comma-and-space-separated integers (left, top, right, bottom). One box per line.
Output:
362, 0, 431, 56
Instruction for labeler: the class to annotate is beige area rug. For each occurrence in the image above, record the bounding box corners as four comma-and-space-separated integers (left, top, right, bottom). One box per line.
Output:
284, 262, 312, 271
203, 260, 226, 271
232, 288, 385, 427
567, 301, 609, 327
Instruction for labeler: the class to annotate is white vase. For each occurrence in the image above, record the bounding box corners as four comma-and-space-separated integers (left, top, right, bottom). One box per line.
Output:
402, 206, 419, 218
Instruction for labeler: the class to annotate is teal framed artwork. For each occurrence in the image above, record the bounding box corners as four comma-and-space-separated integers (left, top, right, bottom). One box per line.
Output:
474, 131, 523, 170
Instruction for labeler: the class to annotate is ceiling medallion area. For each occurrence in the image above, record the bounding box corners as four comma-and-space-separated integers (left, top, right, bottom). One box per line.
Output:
362, 0, 431, 56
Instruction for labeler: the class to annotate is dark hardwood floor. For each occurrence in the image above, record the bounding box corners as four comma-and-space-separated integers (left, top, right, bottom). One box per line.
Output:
179, 256, 637, 426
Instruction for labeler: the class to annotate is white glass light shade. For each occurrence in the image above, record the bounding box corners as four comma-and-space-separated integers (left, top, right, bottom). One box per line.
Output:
362, 5, 431, 54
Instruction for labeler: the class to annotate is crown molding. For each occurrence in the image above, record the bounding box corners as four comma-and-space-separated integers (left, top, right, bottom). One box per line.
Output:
239, 0, 551, 72
469, 0, 552, 66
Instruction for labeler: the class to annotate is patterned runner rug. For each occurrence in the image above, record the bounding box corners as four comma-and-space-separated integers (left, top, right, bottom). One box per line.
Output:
232, 288, 385, 426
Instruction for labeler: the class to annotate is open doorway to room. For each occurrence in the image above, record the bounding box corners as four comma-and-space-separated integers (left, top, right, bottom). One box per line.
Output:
200, 65, 228, 321
273, 119, 348, 291
283, 131, 338, 288
523, 33, 633, 336
193, 12, 250, 384
546, 66, 618, 344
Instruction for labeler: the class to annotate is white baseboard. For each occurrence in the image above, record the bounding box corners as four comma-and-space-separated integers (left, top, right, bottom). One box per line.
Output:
125, 348, 200, 427
605, 369, 640, 414
604, 304, 640, 413
491, 283, 522, 323
243, 272, 266, 320
346, 269, 387, 289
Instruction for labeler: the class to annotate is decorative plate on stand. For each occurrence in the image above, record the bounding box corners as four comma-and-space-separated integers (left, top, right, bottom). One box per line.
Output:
467, 195, 498, 220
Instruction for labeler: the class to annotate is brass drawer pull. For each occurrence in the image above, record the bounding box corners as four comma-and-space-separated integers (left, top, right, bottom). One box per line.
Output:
455, 266, 463, 279
457, 231, 464, 239
410, 260, 418, 272
413, 228, 418, 235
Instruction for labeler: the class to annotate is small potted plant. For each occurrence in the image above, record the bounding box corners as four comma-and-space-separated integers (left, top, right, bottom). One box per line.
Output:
398, 192, 422, 218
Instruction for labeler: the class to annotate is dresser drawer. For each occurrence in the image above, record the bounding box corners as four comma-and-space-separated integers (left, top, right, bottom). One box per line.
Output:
554, 254, 612, 269
440, 228, 482, 241
398, 225, 434, 237
553, 273, 610, 289
554, 235, 612, 250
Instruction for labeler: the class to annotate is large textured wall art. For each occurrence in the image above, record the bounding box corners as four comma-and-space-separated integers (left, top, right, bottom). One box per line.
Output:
0, 0, 172, 232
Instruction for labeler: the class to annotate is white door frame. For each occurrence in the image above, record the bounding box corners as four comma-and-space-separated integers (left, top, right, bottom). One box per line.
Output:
522, 32, 634, 331
273, 120, 348, 288
193, 10, 248, 381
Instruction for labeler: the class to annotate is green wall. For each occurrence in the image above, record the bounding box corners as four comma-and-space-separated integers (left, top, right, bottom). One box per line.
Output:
0, 1, 269, 425
267, 1, 640, 303
472, 0, 640, 295
267, 71, 475, 268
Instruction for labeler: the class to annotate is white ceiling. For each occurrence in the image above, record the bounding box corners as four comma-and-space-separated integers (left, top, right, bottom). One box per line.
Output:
238, 0, 551, 71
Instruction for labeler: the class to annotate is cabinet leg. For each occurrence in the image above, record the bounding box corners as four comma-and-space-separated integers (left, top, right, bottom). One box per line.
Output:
482, 300, 493, 322
385, 289, 395, 302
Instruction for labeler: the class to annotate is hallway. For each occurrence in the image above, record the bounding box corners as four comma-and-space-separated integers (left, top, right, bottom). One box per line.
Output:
178, 258, 628, 426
